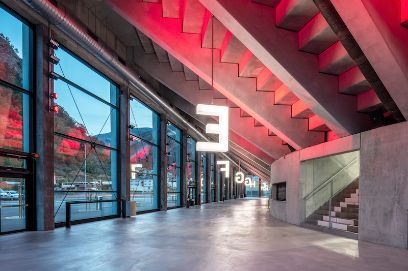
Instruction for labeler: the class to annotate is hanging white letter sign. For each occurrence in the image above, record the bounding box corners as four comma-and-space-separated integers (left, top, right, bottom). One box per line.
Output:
196, 104, 229, 152
217, 160, 230, 178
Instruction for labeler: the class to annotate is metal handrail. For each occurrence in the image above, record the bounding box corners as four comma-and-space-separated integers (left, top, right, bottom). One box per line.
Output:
304, 157, 358, 200
65, 199, 121, 228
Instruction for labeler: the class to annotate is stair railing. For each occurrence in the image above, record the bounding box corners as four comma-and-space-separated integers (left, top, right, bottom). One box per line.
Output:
303, 157, 359, 229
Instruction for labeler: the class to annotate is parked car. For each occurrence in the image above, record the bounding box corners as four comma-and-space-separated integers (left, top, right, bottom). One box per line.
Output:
0, 189, 8, 200
7, 191, 19, 200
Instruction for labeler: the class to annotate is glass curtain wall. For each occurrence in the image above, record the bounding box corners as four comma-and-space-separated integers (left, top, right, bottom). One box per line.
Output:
200, 153, 207, 204
0, 5, 32, 233
166, 123, 182, 208
187, 137, 196, 203
52, 47, 119, 223
129, 98, 160, 212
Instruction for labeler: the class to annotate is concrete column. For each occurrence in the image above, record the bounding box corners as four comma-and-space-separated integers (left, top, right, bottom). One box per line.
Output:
181, 130, 188, 207
258, 178, 262, 198
196, 151, 202, 205
206, 153, 211, 203
35, 25, 54, 231
214, 155, 218, 202
119, 85, 130, 216
159, 115, 168, 211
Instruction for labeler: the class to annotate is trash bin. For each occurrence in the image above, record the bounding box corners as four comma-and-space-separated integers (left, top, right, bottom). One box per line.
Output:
130, 201, 137, 216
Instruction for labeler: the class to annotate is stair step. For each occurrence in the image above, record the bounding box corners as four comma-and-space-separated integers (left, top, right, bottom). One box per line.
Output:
402, 0, 408, 28
334, 206, 359, 213
357, 89, 382, 113
319, 41, 355, 75
252, 0, 281, 7
291, 100, 314, 119
276, 0, 319, 31
345, 197, 359, 204
347, 225, 359, 233
274, 85, 299, 105
339, 66, 371, 95
340, 202, 358, 208
322, 216, 357, 226
162, 0, 180, 18
183, 0, 206, 34
201, 12, 227, 49
239, 50, 265, 78
257, 68, 282, 91
309, 115, 330, 132
298, 13, 338, 54
220, 32, 246, 63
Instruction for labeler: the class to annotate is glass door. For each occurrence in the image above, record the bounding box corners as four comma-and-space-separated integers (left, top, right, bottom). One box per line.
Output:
0, 177, 26, 233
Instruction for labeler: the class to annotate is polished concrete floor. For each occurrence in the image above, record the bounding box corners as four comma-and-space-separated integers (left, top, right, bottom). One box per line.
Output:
1, 198, 408, 271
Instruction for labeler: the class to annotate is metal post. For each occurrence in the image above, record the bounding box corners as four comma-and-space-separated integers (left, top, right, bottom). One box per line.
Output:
329, 182, 333, 229
66, 202, 71, 228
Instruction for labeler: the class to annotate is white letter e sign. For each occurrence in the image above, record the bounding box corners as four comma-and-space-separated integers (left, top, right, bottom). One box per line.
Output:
196, 104, 229, 152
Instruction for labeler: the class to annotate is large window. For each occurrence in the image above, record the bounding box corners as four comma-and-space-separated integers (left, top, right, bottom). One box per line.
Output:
200, 153, 207, 204
187, 137, 196, 202
129, 98, 160, 212
0, 5, 32, 233
167, 123, 182, 208
53, 47, 119, 223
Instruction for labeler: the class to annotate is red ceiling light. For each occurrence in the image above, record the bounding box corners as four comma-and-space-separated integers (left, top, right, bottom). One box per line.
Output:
50, 92, 58, 99
50, 105, 59, 113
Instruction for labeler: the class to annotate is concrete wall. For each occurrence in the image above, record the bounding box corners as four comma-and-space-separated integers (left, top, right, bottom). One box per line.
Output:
270, 134, 360, 225
270, 152, 301, 224
360, 121, 408, 249
270, 122, 408, 249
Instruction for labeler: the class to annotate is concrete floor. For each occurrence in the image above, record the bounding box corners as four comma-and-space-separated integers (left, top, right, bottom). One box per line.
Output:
0, 198, 407, 271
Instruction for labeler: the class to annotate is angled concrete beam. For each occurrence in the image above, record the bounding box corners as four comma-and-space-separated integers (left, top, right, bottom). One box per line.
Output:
199, 0, 372, 137
132, 47, 287, 159
108, 0, 324, 149
182, 0, 206, 33
331, 0, 408, 120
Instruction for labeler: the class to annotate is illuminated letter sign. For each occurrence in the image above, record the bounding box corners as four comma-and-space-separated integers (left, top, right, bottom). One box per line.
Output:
217, 160, 230, 178
244, 177, 256, 188
234, 171, 245, 184
196, 104, 229, 152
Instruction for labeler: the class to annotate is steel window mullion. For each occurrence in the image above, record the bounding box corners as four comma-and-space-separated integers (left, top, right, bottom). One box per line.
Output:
55, 74, 118, 110
54, 132, 118, 151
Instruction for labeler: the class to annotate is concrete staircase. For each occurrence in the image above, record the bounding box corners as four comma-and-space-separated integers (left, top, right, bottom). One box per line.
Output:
305, 180, 359, 234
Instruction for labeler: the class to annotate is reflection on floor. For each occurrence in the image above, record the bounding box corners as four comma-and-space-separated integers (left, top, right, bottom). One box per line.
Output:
0, 198, 407, 271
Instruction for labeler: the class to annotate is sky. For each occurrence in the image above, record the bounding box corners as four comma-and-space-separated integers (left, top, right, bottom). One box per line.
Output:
0, 7, 23, 58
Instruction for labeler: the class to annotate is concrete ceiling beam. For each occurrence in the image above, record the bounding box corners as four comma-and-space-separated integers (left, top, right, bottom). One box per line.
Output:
183, 65, 199, 81
108, 0, 324, 149
199, 0, 373, 137
198, 77, 212, 89
327, 0, 408, 121
298, 13, 338, 54
132, 46, 287, 159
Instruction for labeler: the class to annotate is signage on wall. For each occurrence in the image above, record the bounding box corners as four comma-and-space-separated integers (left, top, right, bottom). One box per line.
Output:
196, 104, 229, 152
